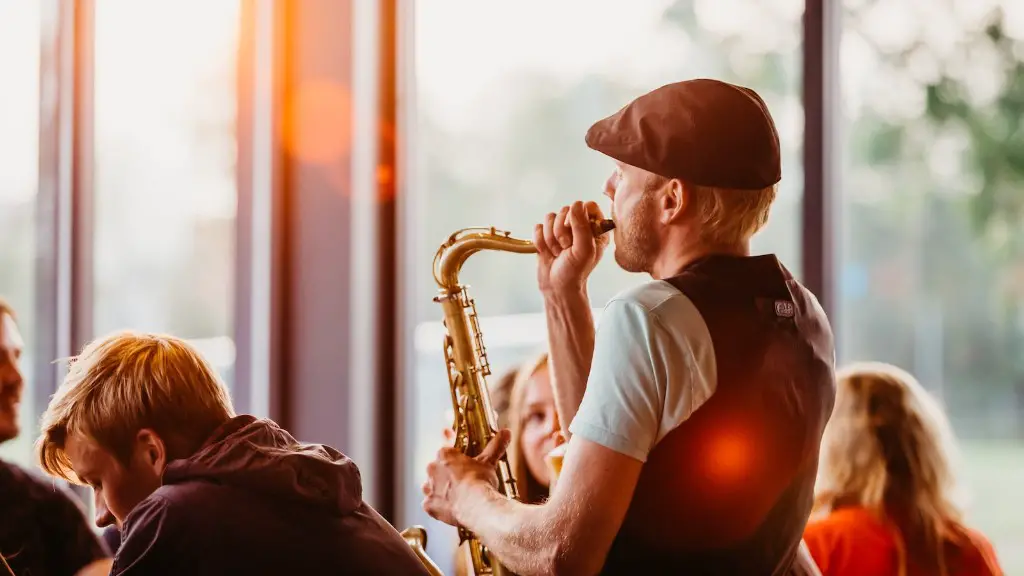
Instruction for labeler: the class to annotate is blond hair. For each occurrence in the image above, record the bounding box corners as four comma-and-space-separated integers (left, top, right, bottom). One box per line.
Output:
507, 352, 551, 505
487, 364, 519, 431
688, 182, 776, 245
644, 175, 776, 245
814, 361, 968, 576
37, 331, 235, 483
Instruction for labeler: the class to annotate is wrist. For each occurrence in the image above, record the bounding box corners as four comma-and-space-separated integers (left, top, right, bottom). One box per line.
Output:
453, 478, 495, 526
541, 284, 589, 306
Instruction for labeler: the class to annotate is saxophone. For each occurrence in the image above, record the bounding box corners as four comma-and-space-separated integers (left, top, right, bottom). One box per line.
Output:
403, 218, 614, 576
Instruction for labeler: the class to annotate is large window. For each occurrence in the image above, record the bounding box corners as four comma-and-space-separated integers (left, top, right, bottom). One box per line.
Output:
0, 0, 41, 467
92, 0, 241, 390
838, 0, 1023, 569
405, 1, 804, 572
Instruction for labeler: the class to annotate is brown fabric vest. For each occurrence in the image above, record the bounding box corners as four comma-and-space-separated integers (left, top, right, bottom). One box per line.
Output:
600, 254, 836, 575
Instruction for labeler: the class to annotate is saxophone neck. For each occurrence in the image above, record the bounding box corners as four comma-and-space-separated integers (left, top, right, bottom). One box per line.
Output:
433, 227, 537, 291
431, 219, 613, 291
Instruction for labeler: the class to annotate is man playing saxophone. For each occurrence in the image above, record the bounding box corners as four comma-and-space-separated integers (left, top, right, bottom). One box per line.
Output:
422, 78, 836, 575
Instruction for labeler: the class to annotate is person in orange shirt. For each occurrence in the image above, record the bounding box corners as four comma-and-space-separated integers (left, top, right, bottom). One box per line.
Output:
803, 361, 1003, 576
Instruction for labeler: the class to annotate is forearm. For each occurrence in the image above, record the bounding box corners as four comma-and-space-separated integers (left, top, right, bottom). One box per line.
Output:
457, 483, 562, 576
543, 287, 595, 435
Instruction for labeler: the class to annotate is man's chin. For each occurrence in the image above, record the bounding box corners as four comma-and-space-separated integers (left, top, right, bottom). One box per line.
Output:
613, 247, 643, 274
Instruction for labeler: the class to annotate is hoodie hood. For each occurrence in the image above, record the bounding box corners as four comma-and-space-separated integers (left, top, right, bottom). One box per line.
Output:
163, 415, 363, 516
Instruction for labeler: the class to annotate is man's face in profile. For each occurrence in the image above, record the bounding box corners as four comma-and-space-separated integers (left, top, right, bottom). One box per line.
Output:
603, 162, 661, 274
0, 312, 25, 443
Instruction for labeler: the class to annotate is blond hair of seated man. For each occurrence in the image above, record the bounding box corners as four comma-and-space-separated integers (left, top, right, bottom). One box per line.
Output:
37, 331, 429, 576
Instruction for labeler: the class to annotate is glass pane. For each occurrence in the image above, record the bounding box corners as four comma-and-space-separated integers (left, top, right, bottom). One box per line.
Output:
0, 0, 40, 467
92, 0, 240, 391
839, 0, 1023, 570
405, 1, 804, 571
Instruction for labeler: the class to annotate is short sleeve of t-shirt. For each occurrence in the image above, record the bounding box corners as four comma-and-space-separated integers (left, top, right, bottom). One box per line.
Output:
568, 280, 717, 462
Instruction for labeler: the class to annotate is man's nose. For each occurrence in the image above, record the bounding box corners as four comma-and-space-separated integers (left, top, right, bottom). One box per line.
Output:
94, 497, 114, 528
0, 365, 22, 392
603, 173, 616, 199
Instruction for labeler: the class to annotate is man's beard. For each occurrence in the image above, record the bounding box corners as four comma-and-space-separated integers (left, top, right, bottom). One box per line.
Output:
613, 191, 659, 274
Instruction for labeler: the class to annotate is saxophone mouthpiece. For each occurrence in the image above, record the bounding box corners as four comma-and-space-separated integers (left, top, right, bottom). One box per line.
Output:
592, 218, 616, 236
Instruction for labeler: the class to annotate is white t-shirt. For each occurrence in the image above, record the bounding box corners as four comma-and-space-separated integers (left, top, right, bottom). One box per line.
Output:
568, 280, 718, 462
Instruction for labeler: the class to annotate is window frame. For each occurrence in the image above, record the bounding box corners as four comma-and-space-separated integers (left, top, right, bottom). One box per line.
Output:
34, 0, 94, 439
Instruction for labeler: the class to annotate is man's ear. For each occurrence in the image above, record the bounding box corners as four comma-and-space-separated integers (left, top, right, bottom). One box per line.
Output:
660, 179, 687, 224
134, 428, 167, 473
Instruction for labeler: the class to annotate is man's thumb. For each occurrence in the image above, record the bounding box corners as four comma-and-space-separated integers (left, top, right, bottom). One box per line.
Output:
477, 428, 511, 464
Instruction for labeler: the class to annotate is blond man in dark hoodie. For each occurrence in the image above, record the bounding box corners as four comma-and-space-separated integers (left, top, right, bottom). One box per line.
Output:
36, 331, 428, 575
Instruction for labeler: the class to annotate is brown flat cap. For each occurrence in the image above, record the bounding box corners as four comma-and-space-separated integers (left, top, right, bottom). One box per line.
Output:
585, 78, 781, 190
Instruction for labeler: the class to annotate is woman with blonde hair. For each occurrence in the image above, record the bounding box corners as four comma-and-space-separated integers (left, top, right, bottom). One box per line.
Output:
505, 352, 565, 501
803, 361, 1002, 576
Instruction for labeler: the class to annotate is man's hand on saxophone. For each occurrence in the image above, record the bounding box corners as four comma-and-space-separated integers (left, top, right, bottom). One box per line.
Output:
534, 199, 610, 439
533, 200, 609, 295
422, 430, 512, 526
